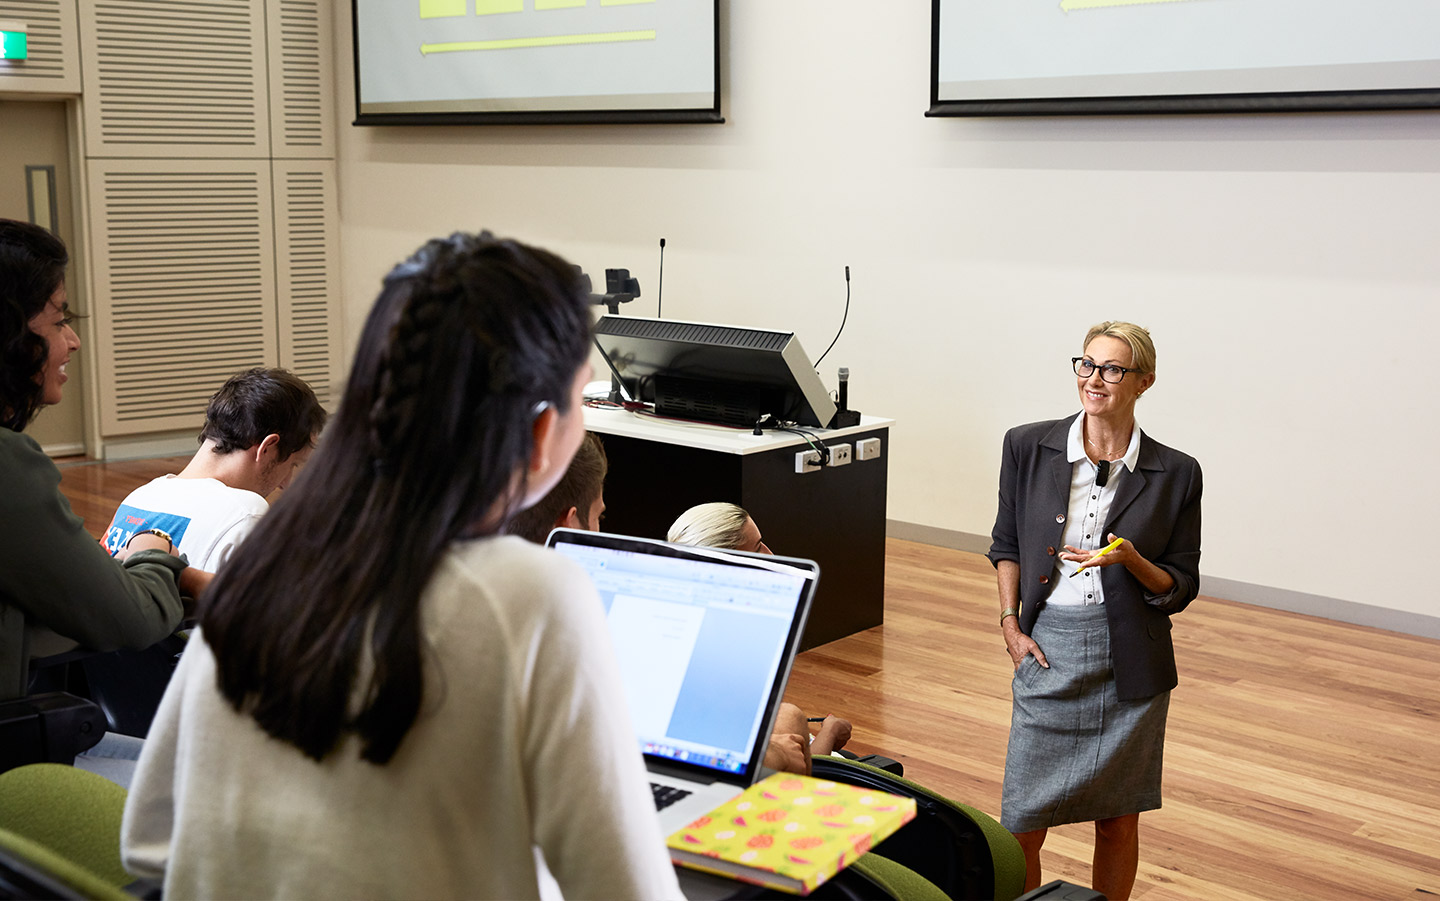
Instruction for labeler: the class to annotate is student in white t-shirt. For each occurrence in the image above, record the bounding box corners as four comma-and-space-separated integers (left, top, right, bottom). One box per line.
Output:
103, 368, 326, 572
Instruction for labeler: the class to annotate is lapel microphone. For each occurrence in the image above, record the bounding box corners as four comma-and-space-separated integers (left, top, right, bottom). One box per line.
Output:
1096, 459, 1111, 487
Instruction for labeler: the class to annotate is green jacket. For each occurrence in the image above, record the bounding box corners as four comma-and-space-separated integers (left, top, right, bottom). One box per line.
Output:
0, 428, 186, 701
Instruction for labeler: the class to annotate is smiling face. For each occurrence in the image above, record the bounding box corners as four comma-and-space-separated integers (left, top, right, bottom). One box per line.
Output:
26, 285, 80, 406
1077, 334, 1154, 423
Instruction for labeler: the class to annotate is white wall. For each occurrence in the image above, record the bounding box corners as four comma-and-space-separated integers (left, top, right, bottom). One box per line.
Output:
334, 3, 1440, 625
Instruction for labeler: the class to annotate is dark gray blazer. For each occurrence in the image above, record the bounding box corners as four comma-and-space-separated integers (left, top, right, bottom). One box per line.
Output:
987, 414, 1202, 700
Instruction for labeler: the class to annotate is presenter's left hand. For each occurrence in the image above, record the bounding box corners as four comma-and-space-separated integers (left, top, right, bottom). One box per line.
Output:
1061, 533, 1137, 569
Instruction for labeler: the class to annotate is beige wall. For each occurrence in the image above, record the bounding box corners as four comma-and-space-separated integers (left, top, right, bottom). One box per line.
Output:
333, 3, 1440, 626
0, 99, 86, 454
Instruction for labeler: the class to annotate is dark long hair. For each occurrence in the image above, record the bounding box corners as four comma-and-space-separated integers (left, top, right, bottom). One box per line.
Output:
0, 219, 69, 431
200, 232, 592, 764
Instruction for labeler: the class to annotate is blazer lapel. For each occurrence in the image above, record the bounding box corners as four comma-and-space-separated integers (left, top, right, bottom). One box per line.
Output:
1043, 417, 1073, 508
1106, 435, 1159, 526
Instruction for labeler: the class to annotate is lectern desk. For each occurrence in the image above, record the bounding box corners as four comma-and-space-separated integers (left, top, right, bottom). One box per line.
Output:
581, 407, 893, 650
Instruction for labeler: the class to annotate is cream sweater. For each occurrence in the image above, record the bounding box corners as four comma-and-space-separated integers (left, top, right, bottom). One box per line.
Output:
121, 536, 682, 900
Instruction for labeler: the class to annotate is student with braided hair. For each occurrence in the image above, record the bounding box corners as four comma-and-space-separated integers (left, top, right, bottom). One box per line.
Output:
121, 231, 682, 899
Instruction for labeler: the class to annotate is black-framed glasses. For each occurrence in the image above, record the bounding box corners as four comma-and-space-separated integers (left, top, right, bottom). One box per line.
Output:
1072, 357, 1140, 384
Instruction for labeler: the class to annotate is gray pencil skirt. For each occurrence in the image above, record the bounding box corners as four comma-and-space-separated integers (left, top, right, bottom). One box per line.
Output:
1000, 603, 1170, 834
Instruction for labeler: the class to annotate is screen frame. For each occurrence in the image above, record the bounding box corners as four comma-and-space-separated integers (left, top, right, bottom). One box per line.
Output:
926, 0, 1440, 118
544, 528, 817, 787
593, 315, 839, 429
351, 0, 723, 126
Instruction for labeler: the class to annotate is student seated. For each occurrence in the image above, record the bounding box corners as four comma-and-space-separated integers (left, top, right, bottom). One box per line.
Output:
120, 231, 681, 899
0, 219, 208, 702
667, 501, 772, 555
505, 430, 607, 543
101, 368, 326, 571
668, 502, 854, 760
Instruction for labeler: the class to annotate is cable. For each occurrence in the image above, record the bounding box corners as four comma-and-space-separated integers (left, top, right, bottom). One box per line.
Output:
583, 397, 625, 410
770, 425, 830, 465
813, 265, 850, 370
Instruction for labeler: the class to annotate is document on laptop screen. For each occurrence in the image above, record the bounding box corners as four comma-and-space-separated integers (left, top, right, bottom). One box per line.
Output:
554, 542, 807, 774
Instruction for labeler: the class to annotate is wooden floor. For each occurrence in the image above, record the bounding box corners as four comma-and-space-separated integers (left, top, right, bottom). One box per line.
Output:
57, 456, 1440, 900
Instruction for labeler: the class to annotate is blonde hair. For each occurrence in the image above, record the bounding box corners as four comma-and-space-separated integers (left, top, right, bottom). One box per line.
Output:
667, 502, 751, 550
1083, 321, 1156, 375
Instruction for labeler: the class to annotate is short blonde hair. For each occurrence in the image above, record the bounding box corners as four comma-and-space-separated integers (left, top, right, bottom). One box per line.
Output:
667, 502, 751, 550
1083, 321, 1156, 375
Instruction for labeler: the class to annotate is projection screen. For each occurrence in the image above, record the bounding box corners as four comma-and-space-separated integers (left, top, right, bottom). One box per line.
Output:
354, 0, 721, 125
929, 0, 1440, 116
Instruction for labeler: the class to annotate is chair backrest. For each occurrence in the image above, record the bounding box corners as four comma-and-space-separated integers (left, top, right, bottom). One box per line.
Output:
0, 827, 131, 900
0, 693, 107, 773
78, 636, 187, 738
0, 763, 132, 890
812, 755, 1027, 901
847, 853, 953, 901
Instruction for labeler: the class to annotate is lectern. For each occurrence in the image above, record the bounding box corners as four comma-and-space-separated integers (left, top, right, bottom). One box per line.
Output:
582, 407, 892, 650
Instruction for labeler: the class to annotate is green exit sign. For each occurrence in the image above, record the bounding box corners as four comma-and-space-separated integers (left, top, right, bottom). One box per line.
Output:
1, 29, 28, 61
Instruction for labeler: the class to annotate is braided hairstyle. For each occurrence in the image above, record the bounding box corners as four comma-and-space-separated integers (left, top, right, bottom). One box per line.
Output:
202, 231, 592, 764
0, 219, 69, 431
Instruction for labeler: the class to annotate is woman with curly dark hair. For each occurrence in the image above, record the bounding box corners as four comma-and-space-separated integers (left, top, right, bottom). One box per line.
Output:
122, 231, 681, 899
0, 218, 204, 705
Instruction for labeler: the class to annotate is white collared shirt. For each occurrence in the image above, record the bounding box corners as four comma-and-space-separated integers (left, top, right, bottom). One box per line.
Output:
1045, 413, 1142, 606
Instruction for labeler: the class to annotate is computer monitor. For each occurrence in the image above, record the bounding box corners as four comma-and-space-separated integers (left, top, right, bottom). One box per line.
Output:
593, 315, 838, 428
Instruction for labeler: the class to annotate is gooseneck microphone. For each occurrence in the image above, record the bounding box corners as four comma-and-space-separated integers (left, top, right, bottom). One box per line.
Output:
657, 237, 666, 319
813, 264, 850, 370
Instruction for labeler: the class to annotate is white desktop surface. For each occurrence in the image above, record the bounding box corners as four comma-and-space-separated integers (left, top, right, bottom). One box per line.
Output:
581, 405, 893, 456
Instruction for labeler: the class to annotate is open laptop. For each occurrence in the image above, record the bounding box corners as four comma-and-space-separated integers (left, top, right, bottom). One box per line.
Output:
546, 528, 817, 834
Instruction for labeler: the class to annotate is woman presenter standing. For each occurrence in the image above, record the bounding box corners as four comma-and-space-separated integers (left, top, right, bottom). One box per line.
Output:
988, 321, 1202, 899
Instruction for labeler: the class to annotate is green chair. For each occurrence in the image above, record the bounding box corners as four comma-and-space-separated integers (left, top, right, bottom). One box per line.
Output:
0, 763, 135, 898
848, 853, 953, 901
0, 827, 130, 900
813, 755, 1027, 901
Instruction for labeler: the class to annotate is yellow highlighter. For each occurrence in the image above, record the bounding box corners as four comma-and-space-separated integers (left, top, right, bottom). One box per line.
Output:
1069, 535, 1124, 578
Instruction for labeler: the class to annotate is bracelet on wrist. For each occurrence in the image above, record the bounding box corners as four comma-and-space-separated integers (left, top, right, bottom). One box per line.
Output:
126, 528, 175, 555
999, 607, 1020, 625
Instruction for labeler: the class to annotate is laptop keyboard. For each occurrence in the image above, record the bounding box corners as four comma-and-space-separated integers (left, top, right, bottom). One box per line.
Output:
651, 782, 692, 811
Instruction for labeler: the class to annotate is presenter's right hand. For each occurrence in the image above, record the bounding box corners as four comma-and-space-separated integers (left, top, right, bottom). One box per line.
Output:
1003, 621, 1049, 671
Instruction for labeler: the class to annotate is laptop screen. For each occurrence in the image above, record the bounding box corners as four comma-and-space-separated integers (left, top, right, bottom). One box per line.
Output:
547, 529, 816, 784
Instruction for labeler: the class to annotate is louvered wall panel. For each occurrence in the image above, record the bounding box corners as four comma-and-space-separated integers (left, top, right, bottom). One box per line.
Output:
0, 0, 80, 92
79, 0, 268, 157
88, 159, 278, 434
272, 160, 338, 406
266, 0, 331, 158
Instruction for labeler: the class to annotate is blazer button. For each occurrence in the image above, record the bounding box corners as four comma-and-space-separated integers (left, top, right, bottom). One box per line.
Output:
1038, 575, 1050, 585
1055, 514, 1066, 524
1046, 546, 1056, 556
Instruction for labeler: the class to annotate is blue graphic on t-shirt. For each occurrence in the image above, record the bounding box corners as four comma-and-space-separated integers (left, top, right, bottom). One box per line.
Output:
103, 504, 192, 556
